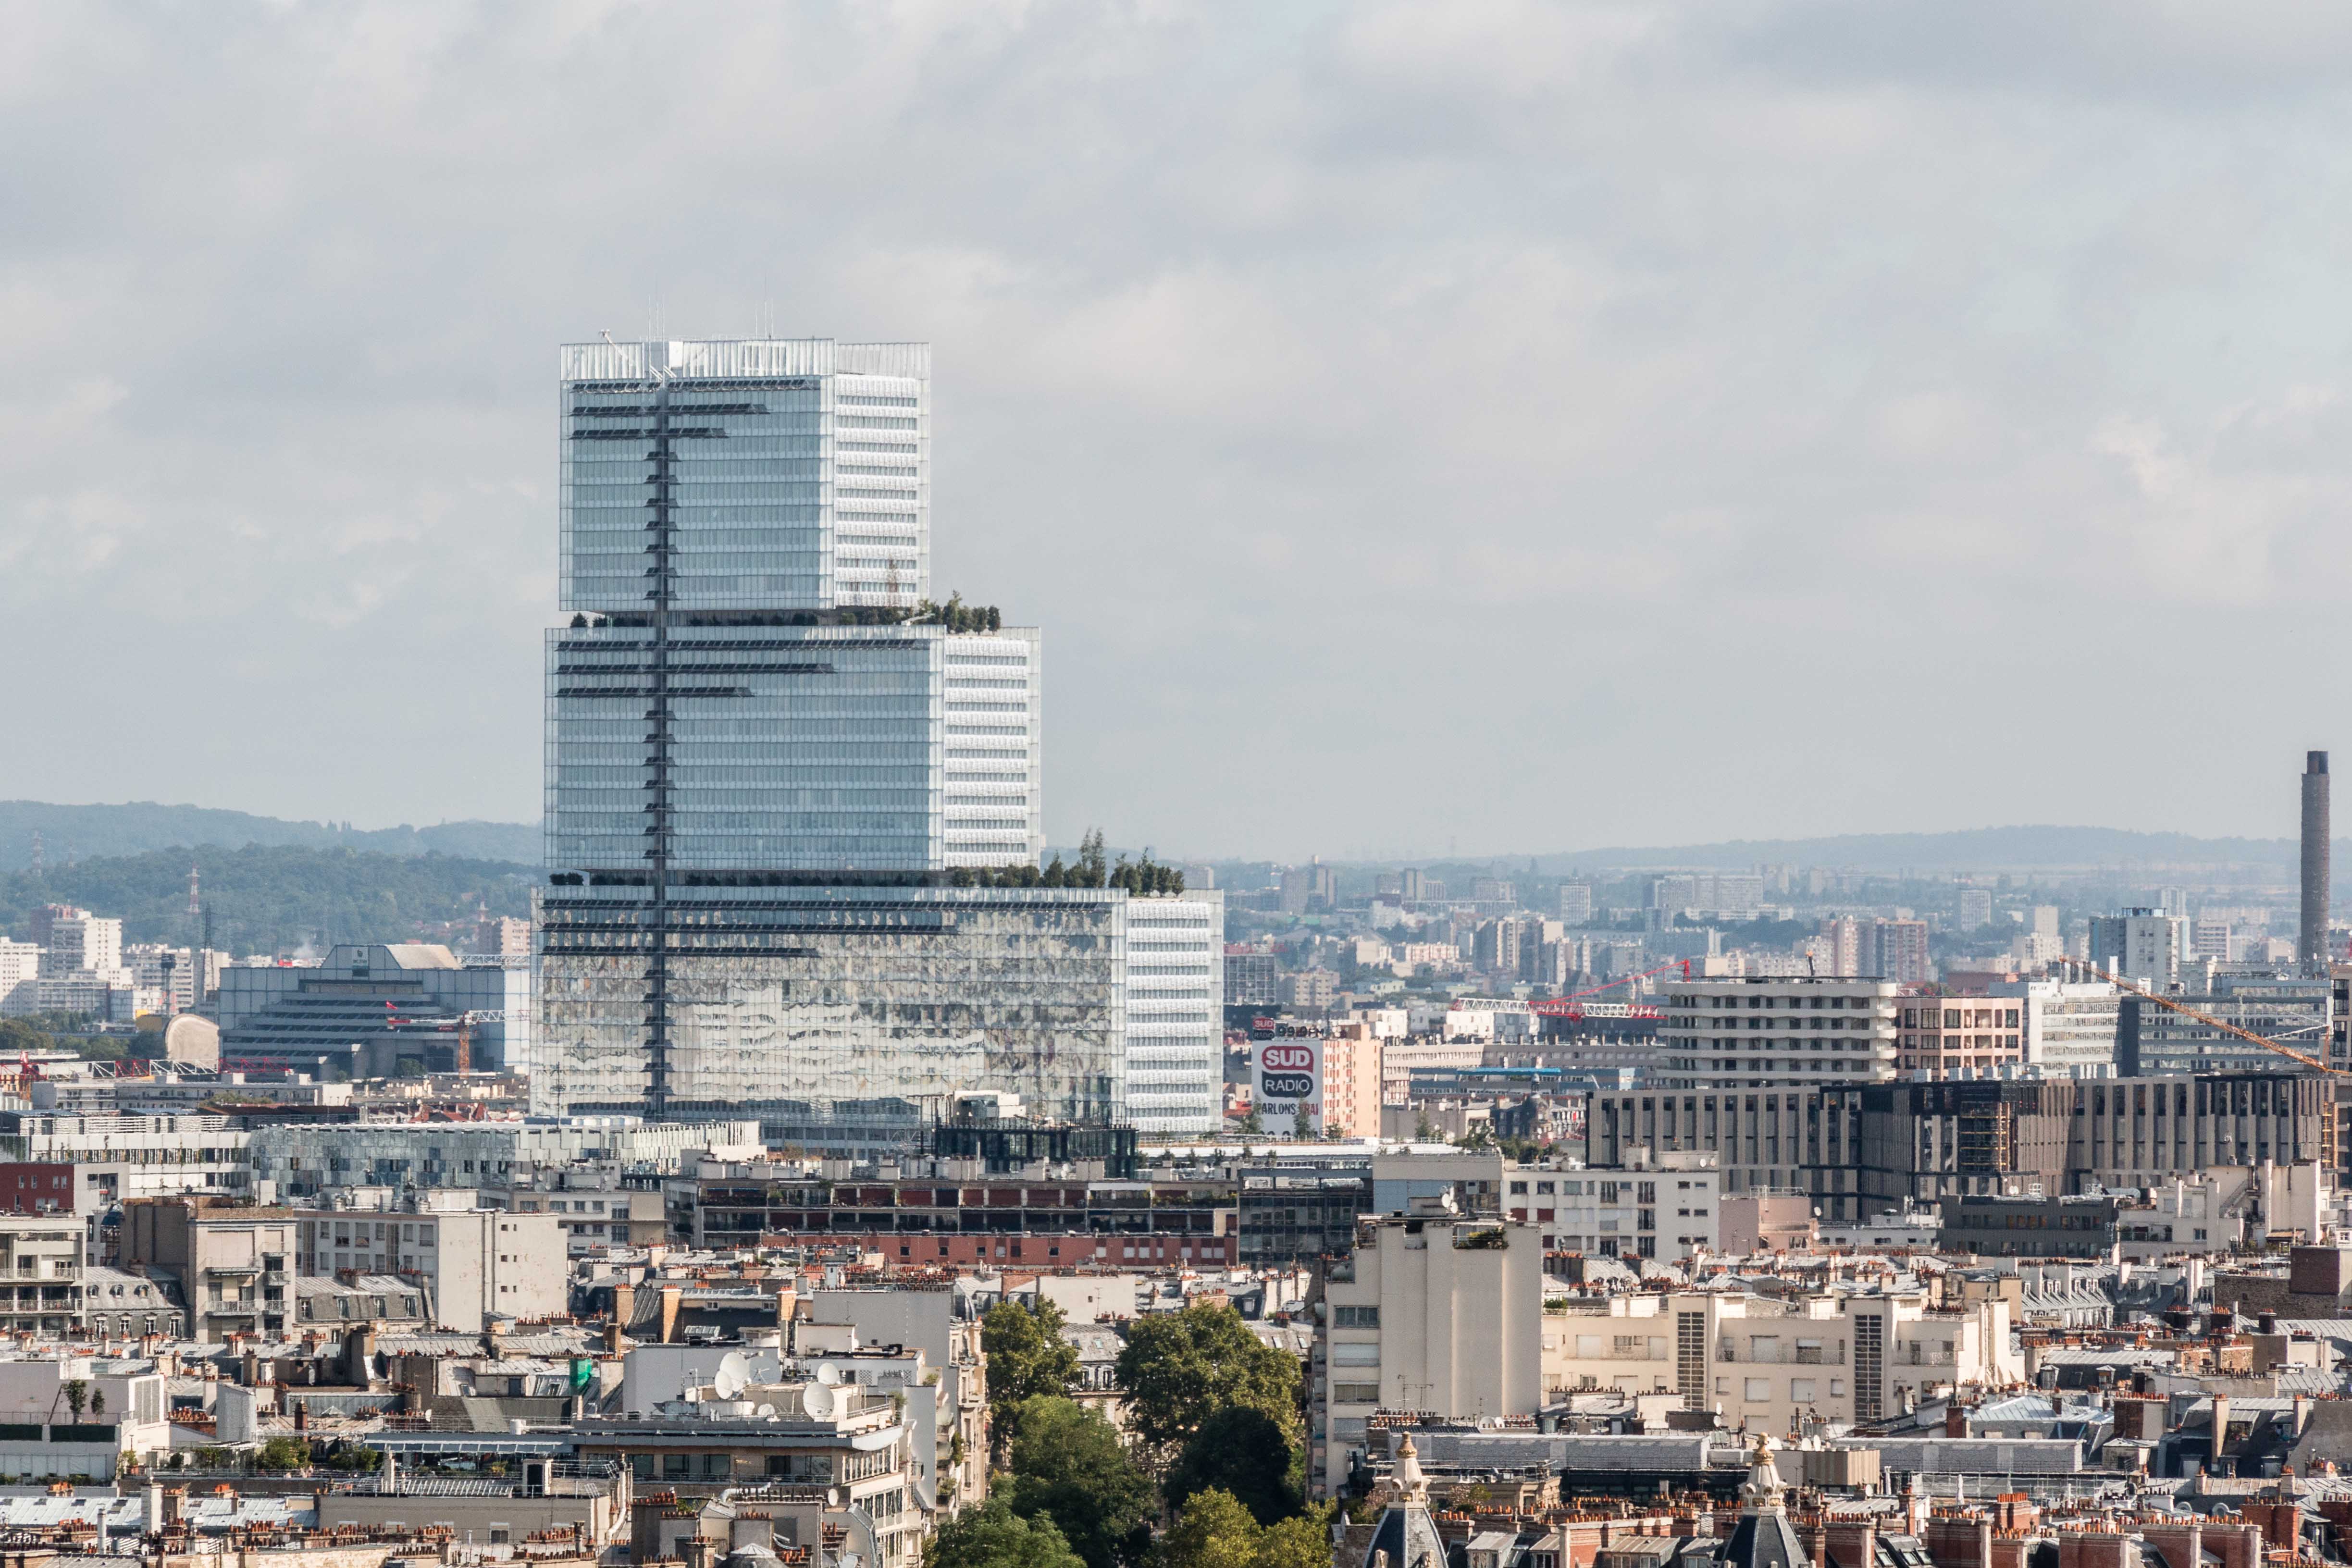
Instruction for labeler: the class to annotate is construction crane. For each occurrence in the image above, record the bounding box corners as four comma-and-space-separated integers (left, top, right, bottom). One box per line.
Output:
1528, 959, 1692, 1019
2063, 959, 2340, 1076
383, 1007, 503, 1075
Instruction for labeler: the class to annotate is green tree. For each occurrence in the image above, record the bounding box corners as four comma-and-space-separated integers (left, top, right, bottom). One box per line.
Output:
1003, 1397, 1156, 1568
980, 1299, 1082, 1454
928, 1496, 1086, 1568
1165, 1407, 1299, 1525
61, 1380, 86, 1420
255, 1436, 312, 1472
1153, 1489, 1262, 1568
1114, 1303, 1300, 1467
1252, 1516, 1332, 1568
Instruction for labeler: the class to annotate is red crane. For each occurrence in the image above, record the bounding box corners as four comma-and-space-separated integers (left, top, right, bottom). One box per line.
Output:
1526, 959, 1691, 1020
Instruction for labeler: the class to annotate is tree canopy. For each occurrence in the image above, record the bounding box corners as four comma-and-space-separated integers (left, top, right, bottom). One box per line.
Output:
1152, 1489, 1329, 1568
980, 1298, 1082, 1451
1112, 1302, 1301, 1466
1002, 1396, 1157, 1568
1164, 1406, 1300, 1526
928, 1496, 1086, 1568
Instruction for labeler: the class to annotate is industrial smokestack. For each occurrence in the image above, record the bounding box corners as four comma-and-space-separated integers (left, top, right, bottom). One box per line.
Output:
2302, 750, 2331, 976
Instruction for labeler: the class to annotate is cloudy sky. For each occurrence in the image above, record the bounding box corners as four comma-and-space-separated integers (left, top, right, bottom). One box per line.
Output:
7, 2, 2352, 862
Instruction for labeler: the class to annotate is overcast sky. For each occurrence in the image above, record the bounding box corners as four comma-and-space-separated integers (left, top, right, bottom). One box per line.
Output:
7, 2, 2352, 863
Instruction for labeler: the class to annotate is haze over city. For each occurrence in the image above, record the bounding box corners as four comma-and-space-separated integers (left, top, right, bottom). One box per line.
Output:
8, 5, 2352, 859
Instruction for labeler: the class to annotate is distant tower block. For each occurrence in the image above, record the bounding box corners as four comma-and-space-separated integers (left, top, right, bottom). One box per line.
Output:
2302, 751, 2331, 976
187, 864, 201, 918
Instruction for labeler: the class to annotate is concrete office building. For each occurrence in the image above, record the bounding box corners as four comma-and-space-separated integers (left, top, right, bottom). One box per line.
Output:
216, 943, 530, 1078
535, 337, 1123, 1136
2000, 976, 2121, 1077
1655, 977, 1898, 1089
2118, 973, 2329, 1076
0, 1113, 251, 1207
2088, 911, 2188, 989
247, 1117, 756, 1199
1316, 1215, 1547, 1495
1124, 891, 1224, 1135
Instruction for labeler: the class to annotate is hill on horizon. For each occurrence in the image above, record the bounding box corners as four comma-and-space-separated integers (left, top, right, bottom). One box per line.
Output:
0, 842, 537, 956
0, 801, 538, 871
1533, 825, 2313, 874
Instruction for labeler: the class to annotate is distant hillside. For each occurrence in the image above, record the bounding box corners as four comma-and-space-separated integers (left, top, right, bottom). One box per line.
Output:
1538, 826, 2311, 874
0, 845, 537, 957
0, 802, 538, 872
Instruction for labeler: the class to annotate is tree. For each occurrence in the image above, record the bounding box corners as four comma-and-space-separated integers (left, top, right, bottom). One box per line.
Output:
62, 1380, 86, 1420
1252, 1517, 1331, 1568
1154, 1489, 1261, 1568
1113, 1303, 1300, 1468
255, 1436, 312, 1472
928, 1496, 1087, 1568
1003, 1397, 1156, 1568
980, 1299, 1081, 1455
1165, 1407, 1299, 1525
88, 1387, 104, 1420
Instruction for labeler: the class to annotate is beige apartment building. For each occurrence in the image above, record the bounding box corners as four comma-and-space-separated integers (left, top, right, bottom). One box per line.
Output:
1321, 1025, 1384, 1139
1897, 999, 2025, 1078
1314, 1214, 1545, 1496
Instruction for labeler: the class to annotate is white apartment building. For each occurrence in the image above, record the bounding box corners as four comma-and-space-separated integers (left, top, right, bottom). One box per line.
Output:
1314, 1215, 1546, 1497
1996, 977, 2121, 1077
0, 942, 39, 1013
125, 945, 196, 1013
1657, 978, 1898, 1089
1509, 1151, 1719, 1262
293, 1204, 566, 1331
1124, 890, 1225, 1135
0, 1214, 86, 1335
1659, 1289, 2020, 1432
2087, 912, 2187, 990
1541, 1293, 1677, 1400
41, 915, 121, 978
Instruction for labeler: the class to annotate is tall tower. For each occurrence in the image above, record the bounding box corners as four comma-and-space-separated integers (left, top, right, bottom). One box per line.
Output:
2303, 750, 2331, 976
536, 338, 1116, 1138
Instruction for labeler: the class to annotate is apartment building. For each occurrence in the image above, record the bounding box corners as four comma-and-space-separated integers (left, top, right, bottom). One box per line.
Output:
292, 1204, 566, 1331
1655, 978, 1898, 1089
2088, 911, 2188, 989
1508, 1151, 1719, 1261
1322, 1025, 1384, 1139
0, 1212, 86, 1335
120, 1198, 295, 1342
1896, 998, 2024, 1078
1541, 1293, 1677, 1400
1314, 1215, 1546, 1496
1659, 1288, 2020, 1430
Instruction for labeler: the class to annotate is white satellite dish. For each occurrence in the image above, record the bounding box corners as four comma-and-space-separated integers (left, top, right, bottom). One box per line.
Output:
801, 1384, 834, 1420
713, 1352, 751, 1401
816, 1363, 841, 1385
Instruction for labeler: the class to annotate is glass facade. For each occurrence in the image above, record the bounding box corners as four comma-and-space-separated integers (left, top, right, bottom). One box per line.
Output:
538, 884, 1124, 1125
537, 338, 1099, 1126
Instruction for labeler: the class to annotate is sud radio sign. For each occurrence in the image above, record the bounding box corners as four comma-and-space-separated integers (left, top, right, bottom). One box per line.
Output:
1255, 1037, 1322, 1133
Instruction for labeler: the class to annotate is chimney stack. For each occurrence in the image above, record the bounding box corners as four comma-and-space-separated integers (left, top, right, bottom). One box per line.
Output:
2303, 752, 2330, 978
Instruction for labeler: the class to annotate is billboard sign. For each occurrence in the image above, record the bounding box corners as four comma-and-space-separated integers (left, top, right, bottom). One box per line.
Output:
1254, 1037, 1322, 1133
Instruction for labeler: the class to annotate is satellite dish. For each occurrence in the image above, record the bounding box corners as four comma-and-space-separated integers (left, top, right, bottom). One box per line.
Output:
713, 1352, 750, 1401
801, 1384, 834, 1420
816, 1363, 841, 1385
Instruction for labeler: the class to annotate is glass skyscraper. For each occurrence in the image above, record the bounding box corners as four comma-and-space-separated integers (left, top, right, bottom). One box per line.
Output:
534, 338, 1122, 1136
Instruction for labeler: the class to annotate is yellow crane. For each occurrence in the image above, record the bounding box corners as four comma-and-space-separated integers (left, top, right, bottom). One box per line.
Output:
2064, 959, 2340, 1076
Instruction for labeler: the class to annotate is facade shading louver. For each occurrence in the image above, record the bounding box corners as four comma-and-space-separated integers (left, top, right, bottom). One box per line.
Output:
536, 338, 1117, 1130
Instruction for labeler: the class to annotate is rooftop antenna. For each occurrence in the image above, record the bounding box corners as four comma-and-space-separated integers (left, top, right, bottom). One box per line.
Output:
600, 329, 615, 345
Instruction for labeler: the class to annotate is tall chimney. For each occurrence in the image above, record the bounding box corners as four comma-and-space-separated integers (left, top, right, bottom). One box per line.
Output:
2303, 752, 2331, 977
